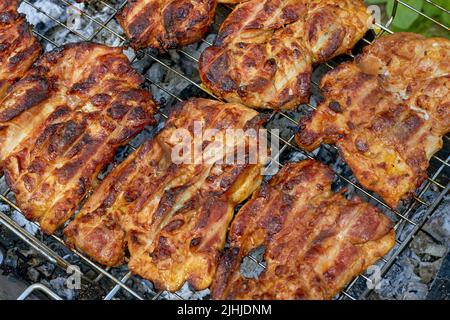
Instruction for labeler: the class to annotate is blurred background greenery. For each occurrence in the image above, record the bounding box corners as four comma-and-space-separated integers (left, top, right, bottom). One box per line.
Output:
365, 0, 449, 38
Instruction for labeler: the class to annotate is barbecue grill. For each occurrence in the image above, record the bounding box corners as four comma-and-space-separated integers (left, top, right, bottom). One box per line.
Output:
0, 0, 449, 300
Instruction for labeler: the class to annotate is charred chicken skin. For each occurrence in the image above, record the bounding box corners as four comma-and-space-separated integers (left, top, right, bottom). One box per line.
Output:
0, 43, 156, 234
118, 0, 217, 51
65, 98, 266, 292
212, 160, 395, 300
296, 33, 450, 208
199, 0, 372, 110
0, 0, 42, 99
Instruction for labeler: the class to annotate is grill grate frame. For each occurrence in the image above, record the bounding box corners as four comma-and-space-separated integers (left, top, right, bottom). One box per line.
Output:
0, 0, 448, 300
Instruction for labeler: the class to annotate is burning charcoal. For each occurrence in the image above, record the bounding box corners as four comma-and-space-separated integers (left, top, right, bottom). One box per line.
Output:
155, 282, 209, 300
10, 210, 38, 235
47, 278, 76, 300
187, 287, 210, 301
147, 63, 164, 85
427, 279, 450, 300
240, 256, 265, 280
178, 283, 207, 300
4, 249, 18, 270
240, 246, 266, 280
0, 204, 10, 215
411, 232, 444, 262
18, 0, 64, 34
424, 244, 447, 258
27, 267, 40, 283
0, 246, 4, 266
374, 253, 428, 300
129, 278, 155, 297
419, 260, 442, 284
36, 262, 56, 278
423, 196, 450, 245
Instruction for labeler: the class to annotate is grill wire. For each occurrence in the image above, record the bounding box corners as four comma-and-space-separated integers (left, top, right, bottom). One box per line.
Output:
0, 0, 448, 300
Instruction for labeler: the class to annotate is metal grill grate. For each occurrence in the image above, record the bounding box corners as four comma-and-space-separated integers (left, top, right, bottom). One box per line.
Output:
0, 0, 448, 300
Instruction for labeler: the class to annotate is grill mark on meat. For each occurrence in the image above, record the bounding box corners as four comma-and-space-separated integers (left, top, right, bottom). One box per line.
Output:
199, 0, 371, 110
0, 1, 41, 100
65, 98, 265, 292
296, 33, 450, 208
0, 76, 50, 122
211, 160, 395, 300
118, 0, 216, 51
1, 42, 156, 234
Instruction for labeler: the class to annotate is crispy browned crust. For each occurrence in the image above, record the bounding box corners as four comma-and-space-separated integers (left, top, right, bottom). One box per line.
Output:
0, 0, 42, 99
0, 42, 157, 234
211, 160, 395, 300
117, 0, 217, 51
199, 0, 371, 110
296, 33, 450, 208
65, 98, 266, 291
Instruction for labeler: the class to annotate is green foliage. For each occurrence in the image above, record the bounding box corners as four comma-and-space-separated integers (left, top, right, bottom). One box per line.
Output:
365, 0, 450, 38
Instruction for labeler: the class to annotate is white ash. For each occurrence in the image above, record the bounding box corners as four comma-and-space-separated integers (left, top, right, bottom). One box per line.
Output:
159, 282, 210, 300
131, 279, 155, 297
0, 203, 9, 214
144, 58, 194, 106
27, 267, 40, 282
94, 17, 124, 47
375, 252, 429, 300
240, 246, 266, 279
423, 196, 450, 245
3, 250, 19, 270
36, 262, 56, 278
43, 277, 76, 300
373, 197, 450, 300
19, 0, 122, 51
0, 204, 38, 235
18, 0, 65, 33
132, 34, 217, 106
10, 211, 39, 236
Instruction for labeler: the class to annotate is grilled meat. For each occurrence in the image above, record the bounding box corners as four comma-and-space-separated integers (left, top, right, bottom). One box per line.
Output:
199, 0, 371, 110
65, 98, 266, 291
0, 0, 41, 99
212, 160, 395, 300
0, 42, 156, 234
296, 33, 450, 208
118, 0, 217, 51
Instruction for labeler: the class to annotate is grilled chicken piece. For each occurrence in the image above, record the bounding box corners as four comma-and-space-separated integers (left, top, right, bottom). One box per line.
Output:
199, 0, 372, 110
212, 160, 395, 300
65, 98, 266, 291
0, 0, 41, 99
0, 42, 156, 234
118, 0, 217, 51
296, 33, 450, 208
